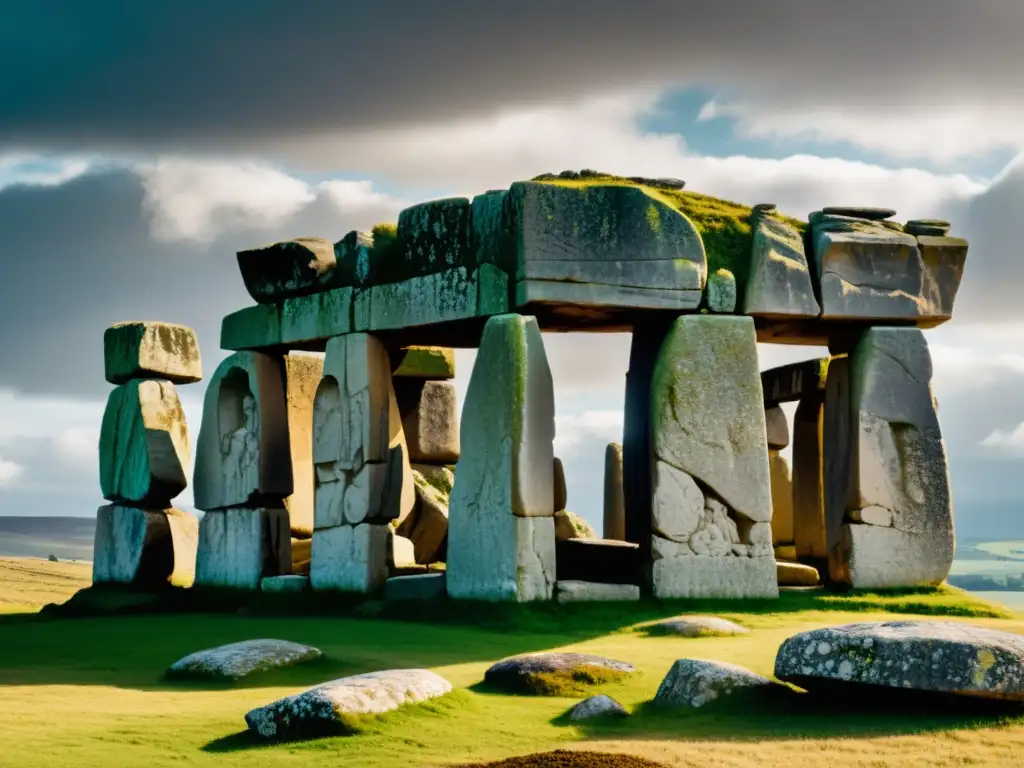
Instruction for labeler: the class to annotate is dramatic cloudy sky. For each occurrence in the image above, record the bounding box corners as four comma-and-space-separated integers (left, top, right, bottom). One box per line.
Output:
0, 1, 1022, 539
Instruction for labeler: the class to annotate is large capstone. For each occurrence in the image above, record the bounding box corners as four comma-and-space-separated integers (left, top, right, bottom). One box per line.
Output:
743, 215, 820, 318
396, 197, 472, 280
104, 321, 202, 386
92, 505, 198, 588
811, 214, 967, 324
236, 238, 340, 303
484, 652, 635, 695
654, 659, 777, 708
193, 352, 292, 511
167, 639, 322, 680
446, 314, 556, 602
831, 327, 954, 588
775, 621, 1024, 701
99, 379, 189, 506
507, 182, 706, 312
245, 668, 453, 739
194, 508, 291, 590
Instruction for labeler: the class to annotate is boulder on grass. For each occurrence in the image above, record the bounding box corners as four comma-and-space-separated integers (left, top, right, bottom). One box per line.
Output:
654, 658, 777, 708
647, 616, 749, 638
485, 652, 635, 695
567, 694, 629, 721
167, 639, 321, 680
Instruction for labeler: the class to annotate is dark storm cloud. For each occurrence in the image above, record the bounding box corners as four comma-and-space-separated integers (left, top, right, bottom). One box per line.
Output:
0, 169, 398, 397
1, 1, 1021, 153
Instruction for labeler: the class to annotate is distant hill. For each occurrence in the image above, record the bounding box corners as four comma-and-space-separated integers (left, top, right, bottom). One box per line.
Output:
0, 517, 95, 561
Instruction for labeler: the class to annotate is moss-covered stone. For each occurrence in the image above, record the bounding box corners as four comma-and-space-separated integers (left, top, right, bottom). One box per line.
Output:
706, 268, 737, 313
104, 322, 202, 385
392, 346, 456, 379
397, 197, 472, 281
236, 238, 339, 303
744, 215, 820, 319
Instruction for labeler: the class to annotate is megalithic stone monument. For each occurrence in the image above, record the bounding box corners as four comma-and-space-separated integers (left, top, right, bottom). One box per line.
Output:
93, 321, 202, 588
447, 314, 556, 602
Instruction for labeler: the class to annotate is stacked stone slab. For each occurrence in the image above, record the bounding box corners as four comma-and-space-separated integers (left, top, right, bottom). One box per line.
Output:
447, 314, 557, 601
93, 322, 201, 588
828, 327, 954, 588
648, 316, 777, 598
393, 346, 458, 566
192, 350, 321, 589
309, 333, 415, 592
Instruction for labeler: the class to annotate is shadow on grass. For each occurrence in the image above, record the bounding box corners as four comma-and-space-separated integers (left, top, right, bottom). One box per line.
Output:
566, 685, 1024, 744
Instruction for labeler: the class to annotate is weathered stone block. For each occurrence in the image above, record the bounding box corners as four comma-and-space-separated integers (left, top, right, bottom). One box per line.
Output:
397, 197, 472, 280
744, 215, 820, 318
309, 522, 389, 593
651, 315, 771, 523
92, 505, 198, 588
651, 553, 778, 599
236, 238, 339, 303
219, 287, 354, 351
291, 536, 311, 575
812, 216, 967, 323
516, 279, 701, 313
384, 572, 447, 601
769, 450, 794, 545
552, 456, 567, 512
195, 507, 291, 590
764, 405, 789, 449
776, 560, 819, 586
792, 394, 826, 559
603, 442, 625, 541
315, 461, 397, 528
554, 580, 640, 603
761, 358, 829, 407
282, 354, 322, 536
193, 352, 292, 511
100, 379, 189, 506
553, 510, 595, 541
104, 321, 202, 385
261, 575, 310, 593
706, 268, 737, 313
389, 530, 417, 570
833, 327, 954, 588
401, 470, 449, 564
392, 346, 456, 379
402, 380, 459, 463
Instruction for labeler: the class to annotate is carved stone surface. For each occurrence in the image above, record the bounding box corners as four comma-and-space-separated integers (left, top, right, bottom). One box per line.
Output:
104, 321, 202, 385
309, 522, 390, 593
651, 551, 778, 599
193, 352, 292, 511
195, 507, 291, 590
92, 505, 198, 588
100, 379, 189, 506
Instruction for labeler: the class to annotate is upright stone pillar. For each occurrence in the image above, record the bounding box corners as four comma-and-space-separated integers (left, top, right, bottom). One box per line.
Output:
648, 315, 777, 599
831, 327, 954, 587
310, 333, 414, 592
602, 442, 625, 541
193, 351, 293, 589
93, 322, 202, 589
792, 393, 827, 561
447, 314, 556, 601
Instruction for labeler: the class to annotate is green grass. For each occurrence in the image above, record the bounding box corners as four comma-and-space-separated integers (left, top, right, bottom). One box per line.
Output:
2, 560, 1024, 767
536, 173, 807, 300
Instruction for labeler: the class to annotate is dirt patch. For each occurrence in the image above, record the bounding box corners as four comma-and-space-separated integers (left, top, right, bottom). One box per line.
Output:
458, 749, 666, 767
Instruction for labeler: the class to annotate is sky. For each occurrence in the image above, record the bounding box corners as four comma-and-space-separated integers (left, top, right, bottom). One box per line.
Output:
0, 1, 1022, 540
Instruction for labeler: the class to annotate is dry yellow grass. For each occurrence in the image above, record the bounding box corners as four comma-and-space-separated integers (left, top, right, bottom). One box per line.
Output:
0, 556, 91, 612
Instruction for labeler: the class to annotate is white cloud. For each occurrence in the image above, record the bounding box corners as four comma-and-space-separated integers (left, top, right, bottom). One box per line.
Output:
0, 457, 24, 486
698, 98, 1024, 166
0, 153, 92, 191
554, 410, 624, 453
980, 423, 1024, 455
137, 158, 317, 243
52, 426, 99, 467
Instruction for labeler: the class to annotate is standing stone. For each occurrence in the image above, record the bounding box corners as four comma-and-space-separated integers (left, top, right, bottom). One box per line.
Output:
764, 405, 789, 450
401, 380, 460, 464
282, 354, 323, 537
314, 333, 415, 531
100, 379, 189, 506
744, 215, 820, 318
104, 321, 202, 386
93, 505, 198, 588
193, 352, 292, 511
310, 523, 391, 593
792, 394, 827, 560
195, 508, 291, 590
553, 457, 567, 512
447, 314, 556, 601
603, 442, 625, 541
769, 451, 794, 545
236, 238, 340, 303
649, 315, 775, 599
833, 328, 954, 587
823, 355, 852, 575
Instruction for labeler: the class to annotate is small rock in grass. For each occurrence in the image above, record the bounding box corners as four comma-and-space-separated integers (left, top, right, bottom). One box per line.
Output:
654, 658, 776, 708
567, 694, 630, 721
167, 639, 321, 680
648, 616, 749, 638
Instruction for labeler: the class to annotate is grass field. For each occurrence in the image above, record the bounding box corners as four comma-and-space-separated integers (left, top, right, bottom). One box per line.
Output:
3, 559, 1024, 767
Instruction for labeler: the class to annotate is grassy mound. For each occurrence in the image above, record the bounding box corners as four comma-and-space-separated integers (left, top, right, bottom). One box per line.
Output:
458, 750, 666, 767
